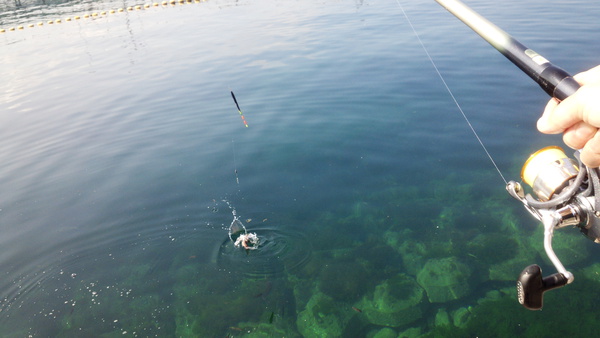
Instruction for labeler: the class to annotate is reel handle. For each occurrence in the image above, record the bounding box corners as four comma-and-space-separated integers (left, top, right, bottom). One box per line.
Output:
517, 264, 569, 310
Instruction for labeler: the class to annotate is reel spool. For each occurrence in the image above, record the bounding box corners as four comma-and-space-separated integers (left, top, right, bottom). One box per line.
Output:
507, 146, 600, 309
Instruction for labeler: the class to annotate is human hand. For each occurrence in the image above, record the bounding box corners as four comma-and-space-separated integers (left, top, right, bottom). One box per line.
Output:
537, 65, 600, 167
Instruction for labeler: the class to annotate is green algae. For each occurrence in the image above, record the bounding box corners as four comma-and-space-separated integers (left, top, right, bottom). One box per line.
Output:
51, 173, 600, 337
358, 273, 424, 327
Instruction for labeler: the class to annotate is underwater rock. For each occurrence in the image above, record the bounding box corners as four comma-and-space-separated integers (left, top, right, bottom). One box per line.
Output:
397, 327, 422, 338
482, 289, 502, 301
319, 260, 369, 302
434, 308, 451, 327
369, 327, 397, 338
451, 307, 471, 328
487, 244, 537, 281
417, 257, 470, 303
231, 321, 289, 337
359, 273, 424, 327
296, 292, 348, 337
581, 263, 600, 283
396, 237, 428, 276
466, 233, 519, 265
432, 206, 455, 230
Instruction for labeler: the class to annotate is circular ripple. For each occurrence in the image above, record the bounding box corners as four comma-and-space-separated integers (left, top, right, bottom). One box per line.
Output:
216, 226, 312, 278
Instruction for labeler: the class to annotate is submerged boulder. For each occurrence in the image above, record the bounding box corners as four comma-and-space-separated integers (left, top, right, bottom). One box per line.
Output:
360, 274, 424, 327
417, 257, 471, 303
296, 292, 348, 337
319, 260, 369, 302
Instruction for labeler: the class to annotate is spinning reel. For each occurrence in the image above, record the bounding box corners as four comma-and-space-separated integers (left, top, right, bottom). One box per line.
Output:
507, 147, 600, 309
435, 0, 592, 310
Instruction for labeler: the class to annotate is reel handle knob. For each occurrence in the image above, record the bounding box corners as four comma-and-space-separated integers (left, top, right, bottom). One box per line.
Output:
517, 264, 569, 310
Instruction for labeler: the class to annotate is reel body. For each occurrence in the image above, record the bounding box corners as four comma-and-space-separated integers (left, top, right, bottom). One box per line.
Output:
507, 146, 600, 310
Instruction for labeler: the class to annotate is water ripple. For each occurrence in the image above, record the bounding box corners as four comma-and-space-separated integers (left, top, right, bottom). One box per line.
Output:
216, 225, 312, 278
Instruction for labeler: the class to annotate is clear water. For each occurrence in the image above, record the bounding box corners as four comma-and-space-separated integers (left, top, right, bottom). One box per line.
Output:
1, 0, 600, 336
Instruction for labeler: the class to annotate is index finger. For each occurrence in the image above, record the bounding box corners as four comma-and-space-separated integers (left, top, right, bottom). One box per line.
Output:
574, 65, 600, 86
537, 85, 600, 134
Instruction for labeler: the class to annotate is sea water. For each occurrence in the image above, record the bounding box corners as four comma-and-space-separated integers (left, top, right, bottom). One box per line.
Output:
1, 0, 600, 336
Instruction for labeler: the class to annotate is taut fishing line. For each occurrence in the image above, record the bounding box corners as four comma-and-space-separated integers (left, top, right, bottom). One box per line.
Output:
232, 139, 240, 185
226, 90, 259, 251
393, 0, 507, 184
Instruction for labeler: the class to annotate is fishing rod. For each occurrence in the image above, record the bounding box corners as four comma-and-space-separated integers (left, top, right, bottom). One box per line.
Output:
435, 0, 580, 100
436, 0, 599, 311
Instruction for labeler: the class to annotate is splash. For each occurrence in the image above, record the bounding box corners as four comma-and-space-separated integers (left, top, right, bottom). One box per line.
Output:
226, 202, 260, 250
228, 213, 246, 241
234, 232, 259, 250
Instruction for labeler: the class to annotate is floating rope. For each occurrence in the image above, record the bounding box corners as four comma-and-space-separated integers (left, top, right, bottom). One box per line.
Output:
0, 0, 207, 33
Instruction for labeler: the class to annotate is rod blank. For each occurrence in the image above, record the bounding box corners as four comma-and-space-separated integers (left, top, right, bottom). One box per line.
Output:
435, 0, 580, 100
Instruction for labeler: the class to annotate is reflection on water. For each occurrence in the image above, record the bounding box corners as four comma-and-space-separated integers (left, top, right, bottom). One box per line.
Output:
2, 0, 600, 336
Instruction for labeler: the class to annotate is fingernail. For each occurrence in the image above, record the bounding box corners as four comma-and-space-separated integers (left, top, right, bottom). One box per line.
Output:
537, 116, 551, 133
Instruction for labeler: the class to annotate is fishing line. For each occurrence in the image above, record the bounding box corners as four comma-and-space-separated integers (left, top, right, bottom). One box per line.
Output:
227, 99, 259, 251
232, 139, 240, 185
394, 0, 507, 184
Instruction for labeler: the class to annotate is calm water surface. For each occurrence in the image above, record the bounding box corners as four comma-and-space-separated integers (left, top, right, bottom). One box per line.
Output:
1, 0, 600, 336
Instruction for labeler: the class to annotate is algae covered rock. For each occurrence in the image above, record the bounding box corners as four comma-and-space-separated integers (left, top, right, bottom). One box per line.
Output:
319, 260, 369, 302
231, 321, 289, 337
360, 273, 424, 327
417, 256, 470, 303
488, 243, 537, 281
451, 307, 471, 328
296, 292, 347, 337
434, 308, 451, 327
581, 263, 600, 283
397, 240, 428, 276
370, 327, 397, 338
397, 327, 422, 338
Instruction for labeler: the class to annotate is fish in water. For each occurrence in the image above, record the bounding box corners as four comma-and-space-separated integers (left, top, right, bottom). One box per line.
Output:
351, 306, 362, 313
269, 311, 275, 324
